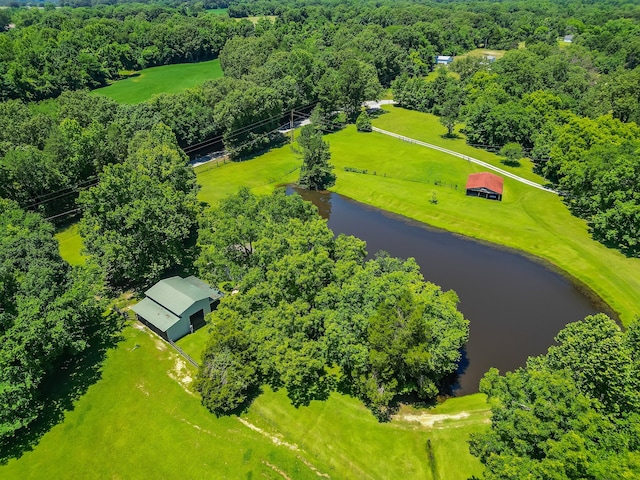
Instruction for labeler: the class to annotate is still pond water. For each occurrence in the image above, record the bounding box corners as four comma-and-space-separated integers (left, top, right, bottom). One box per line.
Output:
290, 188, 602, 395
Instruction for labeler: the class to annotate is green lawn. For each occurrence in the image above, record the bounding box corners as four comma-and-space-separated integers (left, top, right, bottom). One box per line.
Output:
2, 323, 488, 479
91, 59, 223, 104
339, 111, 640, 325
455, 48, 507, 60
196, 110, 640, 325
195, 148, 300, 205
206, 8, 228, 15
374, 105, 543, 183
235, 15, 278, 24
54, 223, 85, 266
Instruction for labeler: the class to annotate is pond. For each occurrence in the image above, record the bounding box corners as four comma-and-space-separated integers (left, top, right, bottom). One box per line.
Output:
289, 188, 602, 395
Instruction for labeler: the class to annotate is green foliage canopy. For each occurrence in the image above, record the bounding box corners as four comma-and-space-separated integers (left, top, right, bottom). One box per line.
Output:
0, 199, 105, 444
194, 190, 468, 420
78, 123, 201, 289
470, 314, 640, 479
297, 124, 336, 191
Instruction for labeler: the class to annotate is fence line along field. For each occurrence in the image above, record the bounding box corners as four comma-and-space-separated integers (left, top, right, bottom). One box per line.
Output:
91, 59, 224, 104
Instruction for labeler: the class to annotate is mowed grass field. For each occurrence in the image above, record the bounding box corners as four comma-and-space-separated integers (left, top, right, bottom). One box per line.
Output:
2, 321, 489, 479
363, 107, 640, 325
91, 59, 223, 104
455, 48, 507, 60
57, 106, 640, 323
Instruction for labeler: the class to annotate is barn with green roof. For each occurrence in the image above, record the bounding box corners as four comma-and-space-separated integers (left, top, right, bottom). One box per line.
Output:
131, 276, 223, 341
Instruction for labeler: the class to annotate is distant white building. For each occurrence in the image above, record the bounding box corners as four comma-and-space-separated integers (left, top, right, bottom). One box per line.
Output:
485, 55, 497, 63
436, 55, 454, 65
563, 34, 574, 43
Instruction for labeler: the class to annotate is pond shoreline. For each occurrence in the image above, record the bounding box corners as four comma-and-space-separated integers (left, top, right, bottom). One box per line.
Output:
289, 186, 604, 394
288, 184, 617, 323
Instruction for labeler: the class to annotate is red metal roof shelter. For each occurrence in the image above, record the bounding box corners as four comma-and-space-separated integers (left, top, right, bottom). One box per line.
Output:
466, 172, 504, 201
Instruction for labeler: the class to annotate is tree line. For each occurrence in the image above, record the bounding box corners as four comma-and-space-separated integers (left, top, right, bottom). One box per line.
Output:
0, 198, 108, 447
0, 3, 239, 101
6, 0, 639, 228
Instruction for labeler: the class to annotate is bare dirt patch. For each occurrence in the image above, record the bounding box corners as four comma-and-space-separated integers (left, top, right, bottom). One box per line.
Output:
168, 356, 195, 395
237, 417, 300, 451
180, 418, 219, 437
263, 460, 292, 480
154, 337, 167, 351
395, 411, 472, 428
136, 382, 149, 397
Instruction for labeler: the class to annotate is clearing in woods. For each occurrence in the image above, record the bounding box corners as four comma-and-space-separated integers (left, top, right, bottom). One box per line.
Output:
91, 59, 223, 104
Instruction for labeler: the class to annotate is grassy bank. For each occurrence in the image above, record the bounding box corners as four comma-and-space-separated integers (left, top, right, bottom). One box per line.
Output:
197, 114, 638, 324
91, 59, 223, 104
54, 223, 86, 266
2, 323, 488, 479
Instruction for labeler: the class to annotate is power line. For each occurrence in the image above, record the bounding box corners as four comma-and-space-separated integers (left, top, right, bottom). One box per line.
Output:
44, 207, 82, 222
27, 179, 99, 209
182, 99, 321, 154
22, 176, 98, 208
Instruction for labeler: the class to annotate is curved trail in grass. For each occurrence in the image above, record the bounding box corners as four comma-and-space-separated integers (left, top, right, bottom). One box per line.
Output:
372, 126, 557, 194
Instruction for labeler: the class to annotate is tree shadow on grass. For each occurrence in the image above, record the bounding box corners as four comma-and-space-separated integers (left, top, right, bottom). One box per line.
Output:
500, 159, 522, 167
440, 133, 462, 140
0, 316, 125, 465
221, 385, 264, 418
366, 108, 389, 119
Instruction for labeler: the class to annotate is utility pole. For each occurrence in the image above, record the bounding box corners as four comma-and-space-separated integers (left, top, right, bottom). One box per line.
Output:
290, 109, 294, 143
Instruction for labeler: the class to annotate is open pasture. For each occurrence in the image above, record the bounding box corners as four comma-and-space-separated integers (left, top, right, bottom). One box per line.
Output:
91, 59, 223, 104
1, 321, 488, 479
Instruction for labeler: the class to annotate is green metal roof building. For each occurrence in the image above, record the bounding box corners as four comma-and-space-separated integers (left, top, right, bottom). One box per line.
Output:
131, 276, 223, 341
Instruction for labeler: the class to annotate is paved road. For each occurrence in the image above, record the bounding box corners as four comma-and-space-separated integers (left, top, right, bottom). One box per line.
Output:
372, 126, 557, 194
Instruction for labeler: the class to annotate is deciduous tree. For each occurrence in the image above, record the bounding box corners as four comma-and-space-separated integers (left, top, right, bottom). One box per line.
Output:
470, 314, 640, 479
79, 123, 200, 289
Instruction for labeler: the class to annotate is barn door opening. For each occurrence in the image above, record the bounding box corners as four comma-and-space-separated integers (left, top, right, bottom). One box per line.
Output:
189, 309, 205, 331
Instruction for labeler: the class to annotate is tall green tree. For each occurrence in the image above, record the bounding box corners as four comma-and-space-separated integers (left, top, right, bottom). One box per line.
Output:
195, 190, 468, 420
297, 124, 336, 191
500, 142, 524, 166
0, 199, 105, 445
79, 123, 201, 289
439, 84, 463, 137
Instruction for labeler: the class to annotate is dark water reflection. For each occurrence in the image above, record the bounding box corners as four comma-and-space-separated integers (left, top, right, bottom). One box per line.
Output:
288, 188, 601, 395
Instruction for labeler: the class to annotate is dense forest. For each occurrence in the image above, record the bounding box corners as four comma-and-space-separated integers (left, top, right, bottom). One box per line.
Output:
1, 0, 639, 476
